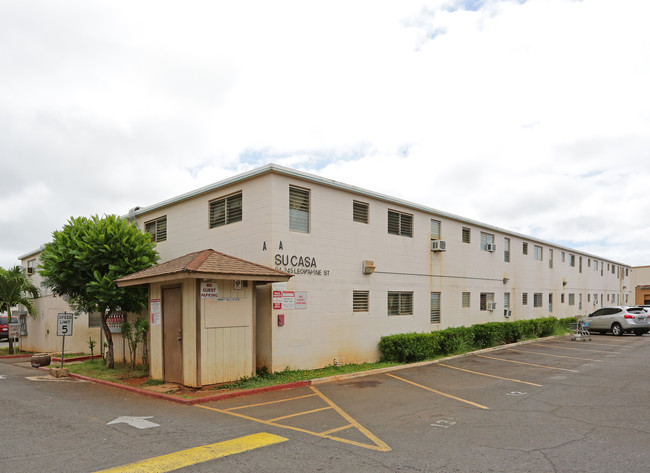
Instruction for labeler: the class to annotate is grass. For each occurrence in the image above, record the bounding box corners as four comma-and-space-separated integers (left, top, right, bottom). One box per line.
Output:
66, 359, 149, 382
0, 347, 32, 356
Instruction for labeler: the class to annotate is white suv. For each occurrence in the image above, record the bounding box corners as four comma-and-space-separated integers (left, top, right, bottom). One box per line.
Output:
581, 306, 650, 336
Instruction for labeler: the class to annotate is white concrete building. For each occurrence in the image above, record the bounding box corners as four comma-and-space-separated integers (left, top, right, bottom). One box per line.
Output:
119, 164, 631, 374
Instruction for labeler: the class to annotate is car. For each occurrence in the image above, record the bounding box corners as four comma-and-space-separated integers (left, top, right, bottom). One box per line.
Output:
580, 306, 650, 336
0, 316, 19, 341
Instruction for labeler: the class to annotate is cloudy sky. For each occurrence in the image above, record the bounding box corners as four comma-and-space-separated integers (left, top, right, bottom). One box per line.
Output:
1, 0, 649, 269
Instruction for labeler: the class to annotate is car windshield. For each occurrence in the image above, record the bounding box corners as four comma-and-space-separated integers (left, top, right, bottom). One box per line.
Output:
0, 317, 18, 325
628, 307, 646, 314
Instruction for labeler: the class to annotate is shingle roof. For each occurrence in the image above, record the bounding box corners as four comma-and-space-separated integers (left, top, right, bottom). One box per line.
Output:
115, 249, 292, 286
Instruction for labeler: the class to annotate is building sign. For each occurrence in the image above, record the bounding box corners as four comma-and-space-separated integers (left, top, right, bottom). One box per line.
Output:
150, 299, 161, 326
274, 254, 329, 276
273, 290, 283, 310
201, 282, 219, 299
295, 291, 308, 309
282, 291, 295, 310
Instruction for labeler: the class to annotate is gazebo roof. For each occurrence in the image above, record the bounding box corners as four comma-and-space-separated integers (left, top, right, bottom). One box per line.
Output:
115, 249, 292, 287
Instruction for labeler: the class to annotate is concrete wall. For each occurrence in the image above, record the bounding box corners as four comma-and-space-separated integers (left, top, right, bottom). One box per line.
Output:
632, 266, 650, 305
132, 168, 631, 373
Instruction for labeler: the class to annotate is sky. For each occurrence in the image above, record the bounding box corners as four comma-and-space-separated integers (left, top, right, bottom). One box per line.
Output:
1, 0, 650, 269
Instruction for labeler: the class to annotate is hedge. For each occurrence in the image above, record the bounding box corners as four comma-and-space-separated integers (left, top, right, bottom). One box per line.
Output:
379, 316, 575, 363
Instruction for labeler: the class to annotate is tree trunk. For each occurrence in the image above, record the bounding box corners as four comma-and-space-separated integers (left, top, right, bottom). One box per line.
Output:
8, 330, 14, 355
101, 311, 115, 369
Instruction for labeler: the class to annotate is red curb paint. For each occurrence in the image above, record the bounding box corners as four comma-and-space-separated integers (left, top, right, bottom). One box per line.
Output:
0, 354, 33, 359
50, 355, 103, 363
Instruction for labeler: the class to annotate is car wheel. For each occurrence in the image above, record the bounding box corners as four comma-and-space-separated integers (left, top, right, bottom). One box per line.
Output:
611, 323, 624, 336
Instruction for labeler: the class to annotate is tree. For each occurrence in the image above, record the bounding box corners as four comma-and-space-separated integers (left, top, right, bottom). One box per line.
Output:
39, 215, 158, 368
0, 266, 39, 355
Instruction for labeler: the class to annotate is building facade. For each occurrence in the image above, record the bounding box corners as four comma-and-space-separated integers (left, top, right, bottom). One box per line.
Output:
632, 266, 650, 305
120, 164, 631, 374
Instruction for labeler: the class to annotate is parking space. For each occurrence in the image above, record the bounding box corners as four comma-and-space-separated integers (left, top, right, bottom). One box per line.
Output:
196, 334, 650, 472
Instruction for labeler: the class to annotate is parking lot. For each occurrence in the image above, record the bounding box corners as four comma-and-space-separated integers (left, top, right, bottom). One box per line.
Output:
3, 334, 650, 472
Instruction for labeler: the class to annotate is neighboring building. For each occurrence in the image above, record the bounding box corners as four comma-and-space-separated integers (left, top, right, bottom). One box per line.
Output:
632, 266, 650, 305
17, 164, 633, 382
124, 164, 631, 374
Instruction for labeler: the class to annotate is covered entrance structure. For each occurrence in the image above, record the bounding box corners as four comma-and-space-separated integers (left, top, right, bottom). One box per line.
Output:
116, 249, 291, 387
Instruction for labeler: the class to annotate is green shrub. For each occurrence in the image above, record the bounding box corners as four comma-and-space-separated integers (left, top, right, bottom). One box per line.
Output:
379, 332, 439, 363
472, 322, 506, 348
436, 326, 475, 355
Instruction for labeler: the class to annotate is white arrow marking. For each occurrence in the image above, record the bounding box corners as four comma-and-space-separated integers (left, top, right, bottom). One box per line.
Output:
0, 375, 6, 380
107, 416, 159, 429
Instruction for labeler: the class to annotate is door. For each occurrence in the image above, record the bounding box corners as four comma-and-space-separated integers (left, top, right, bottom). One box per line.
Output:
162, 286, 183, 384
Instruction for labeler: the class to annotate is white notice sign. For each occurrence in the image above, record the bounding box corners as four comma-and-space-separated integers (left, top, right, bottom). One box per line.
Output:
282, 291, 295, 310
150, 299, 161, 326
295, 291, 308, 309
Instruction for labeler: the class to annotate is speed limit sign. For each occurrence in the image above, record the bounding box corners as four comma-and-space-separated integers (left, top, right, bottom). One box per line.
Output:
57, 313, 74, 336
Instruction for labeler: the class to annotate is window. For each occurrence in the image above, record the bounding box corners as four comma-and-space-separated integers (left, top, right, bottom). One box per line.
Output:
19, 314, 27, 335
388, 210, 413, 237
504, 292, 510, 316
587, 258, 591, 268
462, 227, 471, 244
430, 292, 441, 323
88, 312, 102, 328
388, 292, 413, 316
626, 268, 629, 277
480, 232, 495, 251
533, 293, 543, 307
504, 238, 510, 263
289, 186, 310, 233
209, 193, 243, 229
579, 293, 583, 310
549, 249, 553, 269
534, 245, 543, 261
594, 260, 599, 272
522, 242, 528, 255
568, 293, 575, 306
353, 291, 369, 312
430, 219, 441, 240
579, 256, 582, 273
561, 294, 565, 304
569, 254, 575, 267
353, 201, 369, 224
27, 259, 36, 275
611, 264, 616, 275
462, 292, 470, 308
561, 252, 565, 263
145, 216, 167, 242
548, 293, 553, 313
522, 293, 528, 305
480, 292, 494, 311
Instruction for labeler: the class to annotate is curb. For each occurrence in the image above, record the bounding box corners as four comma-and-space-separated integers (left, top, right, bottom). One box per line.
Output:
33, 334, 568, 404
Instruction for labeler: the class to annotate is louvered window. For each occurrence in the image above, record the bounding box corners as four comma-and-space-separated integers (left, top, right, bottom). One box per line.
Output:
388, 292, 413, 316
145, 216, 167, 242
462, 292, 470, 308
430, 219, 441, 239
353, 201, 369, 224
430, 292, 441, 323
504, 238, 511, 263
353, 291, 369, 312
462, 227, 471, 244
387, 210, 413, 237
522, 293, 528, 305
289, 186, 310, 233
209, 193, 243, 228
522, 242, 528, 255
533, 293, 543, 307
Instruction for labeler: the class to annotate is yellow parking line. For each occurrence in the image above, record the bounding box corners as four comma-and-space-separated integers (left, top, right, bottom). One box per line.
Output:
438, 363, 542, 386
507, 348, 602, 362
320, 424, 354, 435
538, 343, 612, 354
476, 354, 578, 372
226, 393, 317, 411
269, 406, 331, 422
386, 373, 489, 410
94, 432, 288, 473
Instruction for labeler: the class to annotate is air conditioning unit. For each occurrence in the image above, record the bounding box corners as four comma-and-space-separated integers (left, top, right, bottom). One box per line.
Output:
486, 243, 496, 252
487, 302, 497, 311
431, 240, 447, 252
504, 309, 512, 318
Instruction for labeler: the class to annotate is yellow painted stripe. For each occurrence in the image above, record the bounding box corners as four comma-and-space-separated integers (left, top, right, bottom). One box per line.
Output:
507, 348, 602, 362
438, 363, 542, 387
320, 424, 354, 435
226, 393, 317, 411
269, 406, 332, 422
95, 433, 288, 473
539, 343, 611, 354
476, 354, 578, 372
385, 373, 489, 410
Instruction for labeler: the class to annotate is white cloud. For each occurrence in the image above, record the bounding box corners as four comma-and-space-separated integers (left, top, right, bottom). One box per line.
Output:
1, 0, 650, 268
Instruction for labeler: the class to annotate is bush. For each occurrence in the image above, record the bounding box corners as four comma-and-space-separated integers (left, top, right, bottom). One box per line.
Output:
379, 316, 569, 363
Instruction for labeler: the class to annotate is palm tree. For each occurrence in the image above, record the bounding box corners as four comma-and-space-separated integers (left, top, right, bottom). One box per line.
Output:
0, 266, 39, 355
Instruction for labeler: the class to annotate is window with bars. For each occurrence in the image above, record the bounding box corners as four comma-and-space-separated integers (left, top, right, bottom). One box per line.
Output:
430, 219, 441, 239
522, 242, 528, 255
462, 292, 470, 308
522, 293, 528, 305
387, 210, 413, 237
534, 245, 543, 261
462, 227, 471, 244
504, 238, 510, 263
388, 291, 413, 316
353, 201, 369, 224
353, 291, 369, 312
430, 292, 441, 323
209, 193, 243, 229
145, 216, 167, 242
533, 293, 542, 307
289, 186, 310, 233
